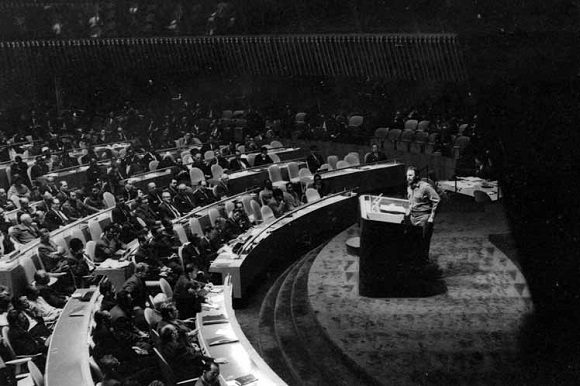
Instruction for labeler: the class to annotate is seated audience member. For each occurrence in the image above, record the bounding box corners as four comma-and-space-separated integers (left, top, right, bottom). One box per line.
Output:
43, 198, 72, 231
10, 157, 30, 186
11, 214, 40, 244
156, 302, 196, 343
86, 158, 102, 185
61, 190, 96, 220
159, 324, 207, 381
84, 186, 106, 212
22, 286, 61, 327
68, 238, 93, 287
16, 197, 36, 222
228, 207, 251, 236
37, 228, 69, 273
258, 178, 274, 205
0, 188, 16, 210
306, 145, 324, 173
213, 175, 230, 200
98, 355, 123, 386
215, 149, 230, 170
96, 224, 128, 263
7, 176, 31, 199
33, 270, 68, 308
145, 293, 167, 330
100, 280, 117, 312
307, 173, 328, 198
195, 361, 221, 386
158, 191, 182, 220
6, 309, 47, 371
268, 188, 291, 218
10, 295, 52, 340
283, 182, 302, 209
173, 184, 196, 214
134, 196, 161, 227
151, 220, 181, 262
121, 180, 138, 201
30, 156, 49, 182
171, 158, 190, 183
365, 143, 387, 164
192, 181, 215, 207
173, 264, 208, 319
121, 263, 150, 310
228, 150, 250, 171
0, 286, 11, 328
55, 181, 70, 203
159, 154, 176, 170
167, 179, 179, 197
41, 176, 59, 196
146, 182, 163, 213
36, 192, 53, 213
253, 146, 273, 166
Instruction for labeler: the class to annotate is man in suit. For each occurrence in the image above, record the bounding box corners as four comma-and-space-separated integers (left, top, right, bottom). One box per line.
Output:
213, 175, 230, 200
42, 198, 71, 231
158, 191, 182, 220
134, 196, 161, 227
121, 179, 138, 201
11, 214, 40, 244
147, 182, 163, 213
306, 145, 324, 173
228, 150, 250, 171
61, 190, 95, 221
192, 181, 215, 207
121, 263, 150, 310
30, 156, 49, 182
253, 147, 273, 166
173, 184, 197, 214
364, 143, 387, 164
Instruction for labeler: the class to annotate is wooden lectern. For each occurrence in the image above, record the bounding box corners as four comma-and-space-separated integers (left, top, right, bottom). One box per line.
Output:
358, 195, 444, 297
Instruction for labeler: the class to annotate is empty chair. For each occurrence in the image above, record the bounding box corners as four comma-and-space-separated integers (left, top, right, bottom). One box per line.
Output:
295, 112, 306, 124
344, 153, 360, 166
204, 150, 215, 161
85, 240, 97, 262
270, 140, 283, 149
173, 224, 188, 244
387, 128, 402, 152
474, 190, 492, 204
269, 153, 281, 163
210, 164, 224, 183
260, 206, 275, 223
241, 195, 254, 218
102, 192, 116, 208
246, 153, 257, 167
454, 135, 471, 152
268, 165, 288, 190
188, 217, 203, 237
411, 131, 429, 154
348, 115, 364, 128
159, 278, 173, 300
319, 163, 330, 171
237, 144, 246, 153
54, 236, 71, 258
374, 127, 389, 143
305, 188, 321, 203
250, 200, 263, 223
286, 162, 301, 184
225, 201, 235, 218
149, 160, 159, 171
20, 255, 38, 284
327, 155, 339, 170
458, 123, 469, 135
88, 220, 102, 241
180, 150, 191, 160
10, 195, 21, 209
336, 160, 350, 169
417, 120, 430, 132
298, 168, 314, 188
399, 129, 415, 152
190, 168, 205, 186
182, 154, 193, 164
208, 208, 220, 227
404, 119, 418, 131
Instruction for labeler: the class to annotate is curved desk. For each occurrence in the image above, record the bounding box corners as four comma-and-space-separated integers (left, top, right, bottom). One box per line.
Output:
45, 288, 100, 386
198, 275, 286, 386
211, 191, 359, 298
319, 160, 405, 194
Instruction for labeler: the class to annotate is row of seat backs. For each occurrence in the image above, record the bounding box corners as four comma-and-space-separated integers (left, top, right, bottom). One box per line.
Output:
295, 113, 364, 128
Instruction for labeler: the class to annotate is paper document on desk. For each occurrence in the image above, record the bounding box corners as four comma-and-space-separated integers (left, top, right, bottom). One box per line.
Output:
379, 204, 407, 214
99, 259, 131, 269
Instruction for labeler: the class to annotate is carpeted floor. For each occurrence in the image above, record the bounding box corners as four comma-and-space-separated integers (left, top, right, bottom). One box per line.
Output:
308, 200, 533, 385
